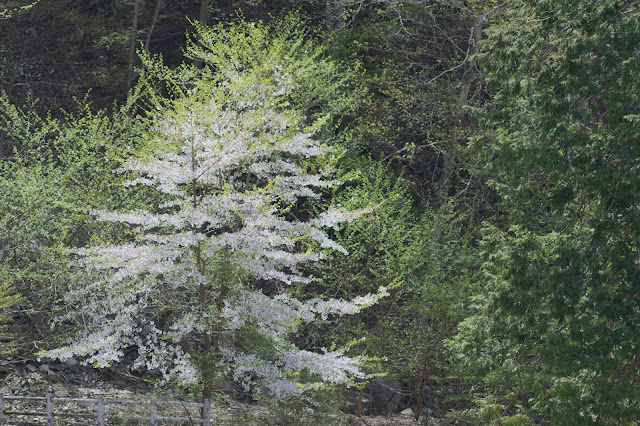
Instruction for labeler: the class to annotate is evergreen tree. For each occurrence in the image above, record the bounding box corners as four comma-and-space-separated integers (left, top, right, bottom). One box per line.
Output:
452, 0, 640, 422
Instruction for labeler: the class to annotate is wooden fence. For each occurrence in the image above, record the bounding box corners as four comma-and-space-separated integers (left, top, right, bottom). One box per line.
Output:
0, 393, 211, 425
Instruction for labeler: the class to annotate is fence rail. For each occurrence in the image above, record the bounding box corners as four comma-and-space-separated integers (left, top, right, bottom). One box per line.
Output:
0, 393, 211, 425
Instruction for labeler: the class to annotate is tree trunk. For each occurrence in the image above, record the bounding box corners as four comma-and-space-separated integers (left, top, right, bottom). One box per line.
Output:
144, 0, 165, 51
325, 0, 343, 58
189, 140, 214, 404
199, 0, 210, 26
199, 240, 214, 403
126, 0, 141, 91
414, 357, 430, 420
435, 1, 485, 207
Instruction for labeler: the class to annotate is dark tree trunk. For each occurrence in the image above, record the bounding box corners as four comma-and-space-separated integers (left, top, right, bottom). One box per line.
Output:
145, 0, 165, 50
199, 0, 210, 26
126, 0, 141, 91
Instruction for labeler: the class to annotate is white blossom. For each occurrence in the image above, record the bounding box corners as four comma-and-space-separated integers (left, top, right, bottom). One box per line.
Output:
41, 36, 380, 401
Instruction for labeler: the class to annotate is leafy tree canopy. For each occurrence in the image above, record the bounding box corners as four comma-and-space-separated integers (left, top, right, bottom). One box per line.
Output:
456, 0, 640, 422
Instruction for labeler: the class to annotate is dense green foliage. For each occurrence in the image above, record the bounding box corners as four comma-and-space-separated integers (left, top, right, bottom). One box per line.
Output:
0, 96, 149, 354
451, 0, 640, 423
306, 169, 479, 415
1, 0, 639, 423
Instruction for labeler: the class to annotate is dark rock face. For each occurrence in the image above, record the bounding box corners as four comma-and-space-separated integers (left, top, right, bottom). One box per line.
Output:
64, 357, 79, 369
368, 378, 402, 414
343, 378, 405, 415
343, 388, 368, 415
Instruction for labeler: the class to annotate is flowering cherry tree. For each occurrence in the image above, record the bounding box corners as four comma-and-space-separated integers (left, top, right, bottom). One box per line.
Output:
43, 20, 386, 402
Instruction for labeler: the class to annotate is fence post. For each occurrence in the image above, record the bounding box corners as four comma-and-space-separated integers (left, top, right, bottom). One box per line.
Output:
47, 393, 54, 426
97, 395, 105, 426
150, 400, 157, 426
203, 398, 210, 426
0, 393, 6, 425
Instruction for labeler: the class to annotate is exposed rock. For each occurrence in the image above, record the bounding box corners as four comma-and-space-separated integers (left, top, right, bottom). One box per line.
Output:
368, 377, 402, 414
49, 362, 66, 372
343, 388, 370, 414
7, 324, 21, 334
46, 371, 64, 383
64, 357, 79, 368
401, 408, 414, 417
0, 363, 440, 425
